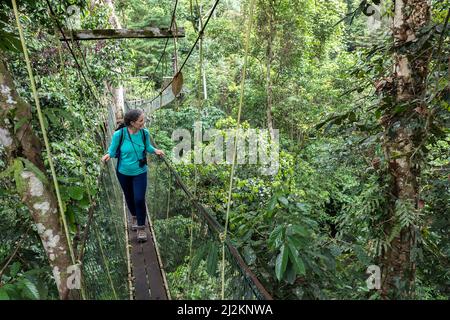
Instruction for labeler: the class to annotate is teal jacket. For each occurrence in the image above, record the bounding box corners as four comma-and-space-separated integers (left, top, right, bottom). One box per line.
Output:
107, 127, 156, 176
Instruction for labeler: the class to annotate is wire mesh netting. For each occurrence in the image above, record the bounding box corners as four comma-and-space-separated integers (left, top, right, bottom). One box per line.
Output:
79, 160, 129, 300
78, 107, 130, 300
147, 159, 270, 300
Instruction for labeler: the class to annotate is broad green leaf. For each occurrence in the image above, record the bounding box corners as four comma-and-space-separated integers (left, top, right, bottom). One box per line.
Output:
0, 187, 8, 196
45, 110, 60, 126
78, 196, 90, 210
0, 31, 21, 53
67, 186, 84, 200
267, 195, 278, 212
66, 207, 76, 229
241, 229, 253, 243
287, 242, 306, 276
13, 159, 28, 194
0, 163, 15, 179
9, 261, 21, 278
268, 225, 283, 248
36, 280, 48, 300
291, 225, 309, 237
273, 229, 284, 249
59, 186, 71, 201
0, 284, 17, 299
206, 242, 218, 276
278, 196, 289, 206
329, 244, 343, 257
353, 244, 371, 265
191, 243, 208, 272
286, 235, 302, 248
42, 116, 49, 133
88, 186, 99, 197
275, 244, 288, 281
0, 288, 9, 300
284, 263, 296, 285
295, 202, 308, 213
19, 278, 40, 300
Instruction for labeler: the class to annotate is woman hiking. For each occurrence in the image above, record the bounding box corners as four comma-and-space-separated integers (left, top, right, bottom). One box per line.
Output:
102, 109, 165, 242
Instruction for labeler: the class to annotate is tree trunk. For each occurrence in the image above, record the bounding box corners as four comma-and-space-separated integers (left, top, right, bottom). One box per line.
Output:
265, 1, 275, 139
0, 59, 74, 299
379, 0, 431, 299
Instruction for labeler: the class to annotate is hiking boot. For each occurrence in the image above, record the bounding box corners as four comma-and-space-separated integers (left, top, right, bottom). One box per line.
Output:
137, 229, 147, 242
130, 216, 138, 231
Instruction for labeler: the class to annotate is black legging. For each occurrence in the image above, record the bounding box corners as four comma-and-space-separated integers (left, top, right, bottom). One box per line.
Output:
116, 171, 147, 226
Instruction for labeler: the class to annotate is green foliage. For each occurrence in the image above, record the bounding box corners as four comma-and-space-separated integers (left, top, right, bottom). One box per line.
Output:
167, 260, 222, 300
0, 260, 53, 300
153, 216, 195, 272
0, 0, 126, 300
0, 0, 448, 301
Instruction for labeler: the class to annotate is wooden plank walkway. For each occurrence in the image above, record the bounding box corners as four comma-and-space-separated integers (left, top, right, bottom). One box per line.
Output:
127, 208, 169, 300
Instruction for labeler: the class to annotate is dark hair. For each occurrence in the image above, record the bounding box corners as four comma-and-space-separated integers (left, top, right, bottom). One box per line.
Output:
116, 109, 144, 130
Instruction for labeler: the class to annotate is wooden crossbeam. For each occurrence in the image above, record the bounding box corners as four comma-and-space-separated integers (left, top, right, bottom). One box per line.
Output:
60, 27, 185, 41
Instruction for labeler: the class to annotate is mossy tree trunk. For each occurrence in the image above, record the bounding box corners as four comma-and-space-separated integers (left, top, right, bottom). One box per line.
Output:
379, 0, 431, 299
0, 58, 74, 299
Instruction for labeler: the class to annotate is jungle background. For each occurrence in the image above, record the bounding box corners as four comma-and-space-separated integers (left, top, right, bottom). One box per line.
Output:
0, 0, 448, 300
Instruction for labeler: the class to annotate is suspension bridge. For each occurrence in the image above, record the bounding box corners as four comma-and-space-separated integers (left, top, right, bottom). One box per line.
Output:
1, 0, 275, 300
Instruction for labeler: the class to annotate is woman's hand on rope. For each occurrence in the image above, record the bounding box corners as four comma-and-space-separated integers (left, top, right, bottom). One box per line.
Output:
155, 149, 165, 157
101, 154, 111, 163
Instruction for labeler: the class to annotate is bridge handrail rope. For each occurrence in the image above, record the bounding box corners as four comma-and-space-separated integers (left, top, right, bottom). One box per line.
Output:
171, 15, 179, 74
122, 196, 134, 300
187, 163, 197, 286
166, 172, 172, 219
